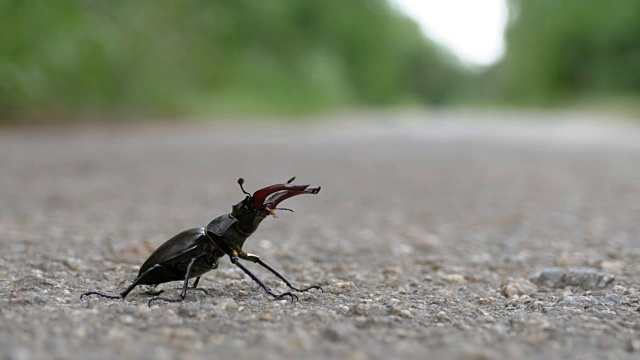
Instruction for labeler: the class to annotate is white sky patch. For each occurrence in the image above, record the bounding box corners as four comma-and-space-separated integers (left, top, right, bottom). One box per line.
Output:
391, 0, 508, 66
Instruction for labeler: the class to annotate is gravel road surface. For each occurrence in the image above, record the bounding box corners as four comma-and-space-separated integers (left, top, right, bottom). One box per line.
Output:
2, 111, 640, 360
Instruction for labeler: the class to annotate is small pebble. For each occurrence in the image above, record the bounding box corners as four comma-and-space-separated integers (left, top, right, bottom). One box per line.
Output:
260, 312, 275, 321
215, 298, 238, 312
531, 267, 615, 290
436, 311, 450, 322
510, 314, 550, 332
627, 339, 640, 352
599, 260, 623, 273
442, 274, 466, 284
477, 298, 492, 305
334, 281, 355, 288
499, 277, 537, 298
388, 307, 413, 318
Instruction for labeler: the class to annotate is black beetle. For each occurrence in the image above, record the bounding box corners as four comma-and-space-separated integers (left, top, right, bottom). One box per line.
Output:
81, 177, 322, 306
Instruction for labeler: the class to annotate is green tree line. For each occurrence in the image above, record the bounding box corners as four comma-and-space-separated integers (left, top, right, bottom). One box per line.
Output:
3, 0, 639, 121
0, 0, 464, 120
498, 0, 640, 105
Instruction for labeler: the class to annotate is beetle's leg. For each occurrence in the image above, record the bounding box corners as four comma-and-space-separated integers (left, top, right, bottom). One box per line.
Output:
120, 264, 167, 299
148, 257, 198, 306
79, 290, 121, 300
240, 253, 323, 293
229, 256, 298, 302
80, 264, 166, 301
188, 276, 209, 296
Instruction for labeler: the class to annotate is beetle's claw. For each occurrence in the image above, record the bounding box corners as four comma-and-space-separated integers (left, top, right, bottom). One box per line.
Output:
274, 292, 298, 302
290, 285, 323, 293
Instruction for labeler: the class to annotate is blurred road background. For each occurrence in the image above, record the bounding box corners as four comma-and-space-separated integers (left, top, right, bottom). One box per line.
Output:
2, 1, 640, 359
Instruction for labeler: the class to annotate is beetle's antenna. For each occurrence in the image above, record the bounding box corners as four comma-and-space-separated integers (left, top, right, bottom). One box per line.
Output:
274, 207, 294, 212
238, 178, 250, 196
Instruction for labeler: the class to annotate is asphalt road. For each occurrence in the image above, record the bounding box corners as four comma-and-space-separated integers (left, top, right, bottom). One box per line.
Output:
2, 110, 640, 360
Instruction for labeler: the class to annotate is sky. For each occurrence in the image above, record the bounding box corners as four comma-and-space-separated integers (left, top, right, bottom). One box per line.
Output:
391, 0, 509, 66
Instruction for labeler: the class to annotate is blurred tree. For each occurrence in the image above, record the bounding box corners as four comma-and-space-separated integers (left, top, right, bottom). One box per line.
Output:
0, 0, 464, 120
500, 0, 640, 105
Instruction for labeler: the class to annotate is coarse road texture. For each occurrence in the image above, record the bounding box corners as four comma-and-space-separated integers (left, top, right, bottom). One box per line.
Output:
2, 111, 640, 360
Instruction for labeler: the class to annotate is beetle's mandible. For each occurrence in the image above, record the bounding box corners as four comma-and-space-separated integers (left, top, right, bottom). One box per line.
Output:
80, 177, 322, 306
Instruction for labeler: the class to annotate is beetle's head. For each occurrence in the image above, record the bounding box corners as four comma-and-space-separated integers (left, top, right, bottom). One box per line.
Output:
231, 177, 321, 233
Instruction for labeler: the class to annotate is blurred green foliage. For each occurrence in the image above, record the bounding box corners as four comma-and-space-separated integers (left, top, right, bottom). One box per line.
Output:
499, 0, 640, 105
0, 0, 464, 120
4, 0, 640, 121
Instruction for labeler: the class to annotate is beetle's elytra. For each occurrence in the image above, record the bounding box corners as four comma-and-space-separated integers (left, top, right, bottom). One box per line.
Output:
81, 177, 322, 306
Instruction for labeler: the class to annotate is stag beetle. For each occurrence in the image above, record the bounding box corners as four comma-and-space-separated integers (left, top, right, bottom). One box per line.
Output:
81, 177, 322, 306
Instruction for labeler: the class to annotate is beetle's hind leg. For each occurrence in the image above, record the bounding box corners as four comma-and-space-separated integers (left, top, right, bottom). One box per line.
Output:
148, 257, 199, 306
80, 290, 122, 300
80, 264, 167, 301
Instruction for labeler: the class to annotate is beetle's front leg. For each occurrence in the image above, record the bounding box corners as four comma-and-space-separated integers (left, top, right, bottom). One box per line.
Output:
240, 252, 323, 293
229, 256, 298, 302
